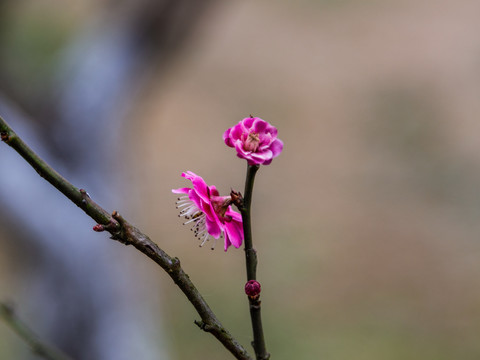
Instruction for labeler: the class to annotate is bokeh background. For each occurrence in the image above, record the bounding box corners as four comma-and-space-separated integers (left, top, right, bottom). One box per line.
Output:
2, 0, 480, 359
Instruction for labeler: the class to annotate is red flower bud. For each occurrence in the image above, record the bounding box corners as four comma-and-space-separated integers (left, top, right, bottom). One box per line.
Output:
93, 224, 105, 232
245, 280, 261, 299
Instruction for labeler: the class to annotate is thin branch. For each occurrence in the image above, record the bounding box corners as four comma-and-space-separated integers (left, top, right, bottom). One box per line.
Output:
242, 164, 259, 280
0, 302, 74, 360
240, 164, 270, 360
0, 115, 252, 360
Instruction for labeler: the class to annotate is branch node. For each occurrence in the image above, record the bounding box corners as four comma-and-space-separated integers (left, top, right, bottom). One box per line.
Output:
108, 211, 132, 245
112, 210, 125, 224
0, 131, 9, 143
93, 219, 119, 234
168, 257, 181, 273
194, 319, 205, 329
244, 248, 257, 260
172, 257, 180, 267
79, 189, 90, 204
249, 299, 262, 310
194, 320, 215, 332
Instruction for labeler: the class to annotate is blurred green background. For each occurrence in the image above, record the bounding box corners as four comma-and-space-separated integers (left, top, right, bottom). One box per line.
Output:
2, 0, 480, 359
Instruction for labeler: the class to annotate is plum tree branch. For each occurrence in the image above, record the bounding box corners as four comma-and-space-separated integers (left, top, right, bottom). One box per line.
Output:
0, 115, 252, 360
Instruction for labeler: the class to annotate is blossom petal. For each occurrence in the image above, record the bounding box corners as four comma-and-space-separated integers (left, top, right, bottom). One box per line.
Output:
243, 117, 255, 129
205, 217, 222, 239
223, 128, 234, 147
182, 172, 210, 203
264, 123, 278, 137
253, 118, 268, 133
209, 185, 220, 197
269, 138, 284, 157
224, 220, 243, 250
250, 149, 273, 163
223, 235, 232, 251
223, 209, 244, 251
188, 189, 204, 209
234, 140, 249, 157
230, 124, 244, 141
172, 187, 190, 194
181, 171, 197, 181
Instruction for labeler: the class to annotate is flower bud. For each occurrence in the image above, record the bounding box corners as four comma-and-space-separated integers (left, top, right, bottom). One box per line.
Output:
93, 224, 105, 232
245, 280, 261, 299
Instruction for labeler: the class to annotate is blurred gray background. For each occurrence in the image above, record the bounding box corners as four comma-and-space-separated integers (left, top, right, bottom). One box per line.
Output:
2, 0, 480, 359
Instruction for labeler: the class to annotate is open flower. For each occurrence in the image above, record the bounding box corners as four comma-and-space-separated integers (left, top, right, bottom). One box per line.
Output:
172, 171, 244, 251
223, 116, 283, 165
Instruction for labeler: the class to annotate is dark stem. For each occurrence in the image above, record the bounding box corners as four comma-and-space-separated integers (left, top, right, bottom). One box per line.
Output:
0, 115, 252, 360
240, 164, 270, 360
0, 302, 74, 360
242, 164, 259, 280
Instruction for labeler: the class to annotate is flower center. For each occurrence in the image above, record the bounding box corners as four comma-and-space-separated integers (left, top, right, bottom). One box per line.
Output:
244, 132, 260, 152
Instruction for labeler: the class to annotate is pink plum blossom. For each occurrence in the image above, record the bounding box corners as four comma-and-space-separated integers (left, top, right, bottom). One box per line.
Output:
172, 171, 244, 251
223, 116, 283, 165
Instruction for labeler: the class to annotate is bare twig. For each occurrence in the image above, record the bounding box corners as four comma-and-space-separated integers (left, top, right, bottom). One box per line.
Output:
0, 115, 252, 360
0, 302, 73, 360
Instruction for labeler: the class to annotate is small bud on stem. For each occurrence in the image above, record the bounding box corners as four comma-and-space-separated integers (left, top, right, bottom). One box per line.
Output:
93, 224, 105, 232
245, 280, 261, 300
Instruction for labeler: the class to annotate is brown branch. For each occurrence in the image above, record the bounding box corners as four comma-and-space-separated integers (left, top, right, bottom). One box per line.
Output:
0, 115, 252, 360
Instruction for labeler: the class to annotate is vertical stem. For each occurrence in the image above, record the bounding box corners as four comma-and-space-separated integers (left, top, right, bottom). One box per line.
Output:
241, 164, 270, 360
242, 164, 259, 280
